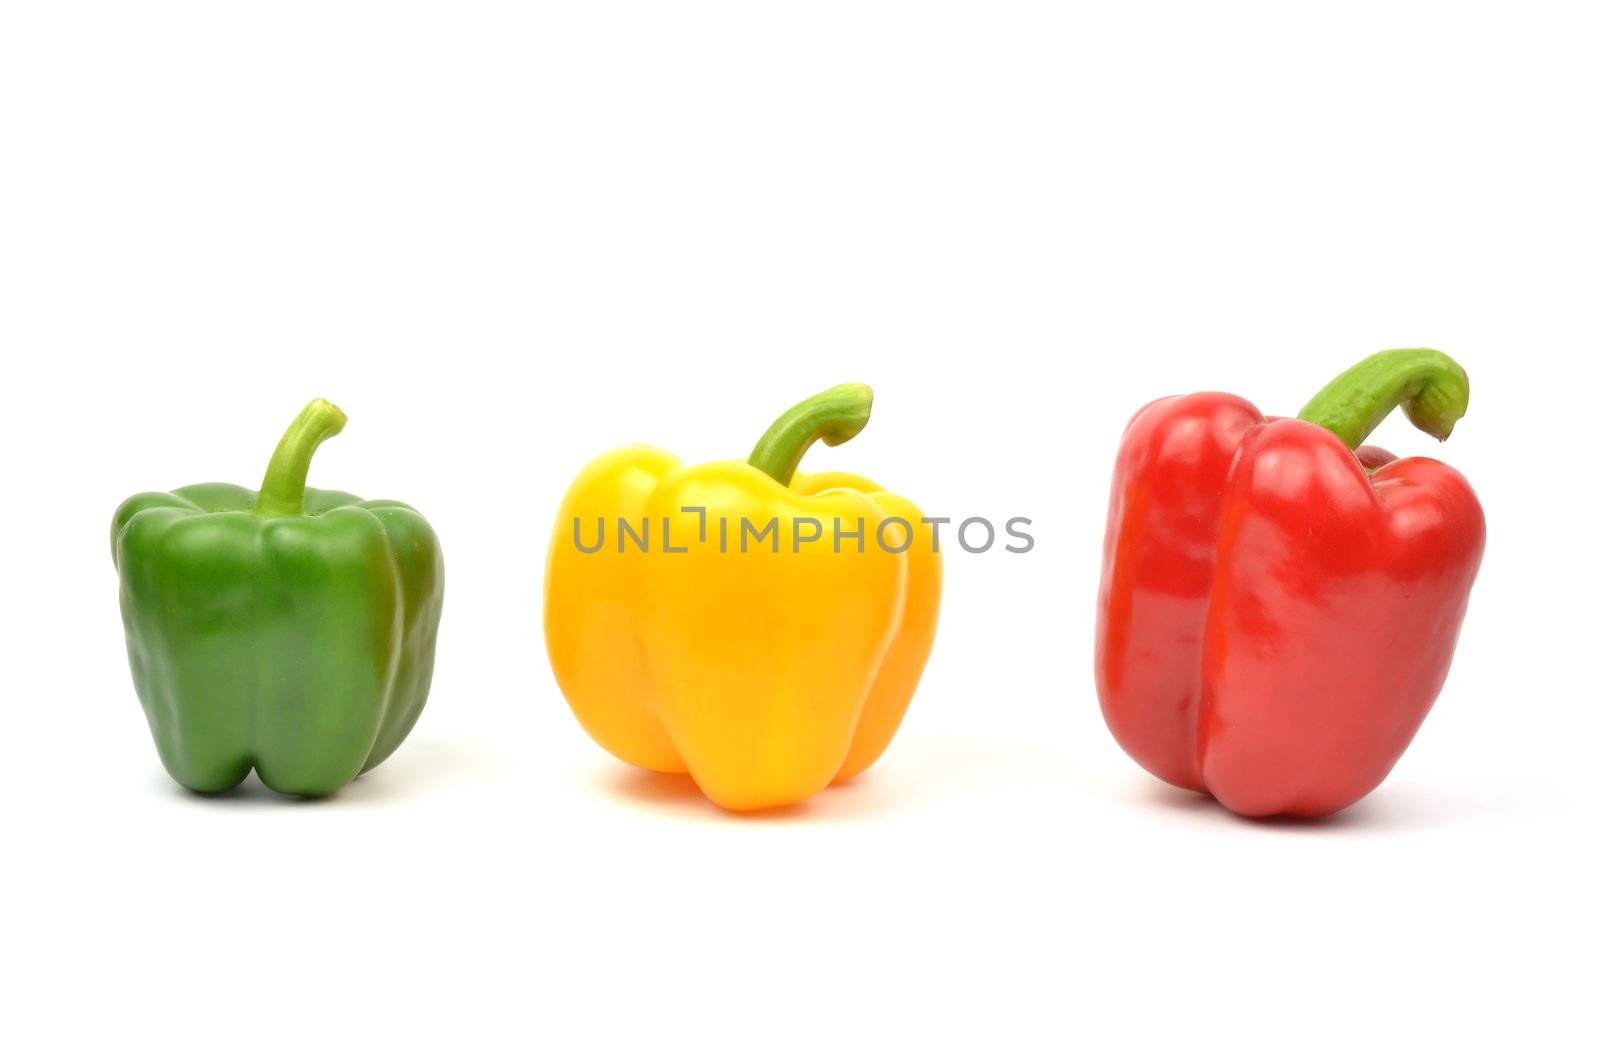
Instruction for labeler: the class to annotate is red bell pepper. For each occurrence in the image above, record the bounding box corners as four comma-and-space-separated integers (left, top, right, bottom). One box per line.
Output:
1095, 350, 1486, 818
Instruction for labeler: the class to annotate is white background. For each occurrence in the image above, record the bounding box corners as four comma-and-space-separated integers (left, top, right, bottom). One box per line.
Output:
3, 2, 1596, 1057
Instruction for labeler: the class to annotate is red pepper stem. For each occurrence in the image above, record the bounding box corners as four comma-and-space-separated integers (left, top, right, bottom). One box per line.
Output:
1297, 349, 1470, 450
253, 399, 348, 518
747, 383, 874, 487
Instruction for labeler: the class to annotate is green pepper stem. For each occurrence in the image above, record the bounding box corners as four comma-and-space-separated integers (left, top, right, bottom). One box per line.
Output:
746, 384, 874, 487
1297, 349, 1470, 450
253, 399, 348, 517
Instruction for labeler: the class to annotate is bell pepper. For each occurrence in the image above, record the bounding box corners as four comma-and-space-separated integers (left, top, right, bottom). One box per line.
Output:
111, 399, 445, 797
545, 384, 941, 811
1095, 350, 1485, 818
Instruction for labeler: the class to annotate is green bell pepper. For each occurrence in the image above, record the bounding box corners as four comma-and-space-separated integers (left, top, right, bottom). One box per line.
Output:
111, 399, 445, 797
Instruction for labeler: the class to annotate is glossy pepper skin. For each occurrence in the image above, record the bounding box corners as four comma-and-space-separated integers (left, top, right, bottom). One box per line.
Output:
545, 384, 941, 811
1096, 350, 1485, 818
112, 400, 444, 797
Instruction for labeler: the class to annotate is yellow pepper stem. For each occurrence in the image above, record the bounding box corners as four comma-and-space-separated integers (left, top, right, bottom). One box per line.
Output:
746, 383, 874, 487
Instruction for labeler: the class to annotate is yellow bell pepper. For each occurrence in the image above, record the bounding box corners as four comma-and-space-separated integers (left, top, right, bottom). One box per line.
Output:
544, 384, 942, 811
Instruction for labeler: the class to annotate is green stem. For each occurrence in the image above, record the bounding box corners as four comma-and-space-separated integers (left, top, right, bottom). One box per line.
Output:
747, 383, 874, 487
1297, 349, 1470, 450
254, 399, 348, 517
